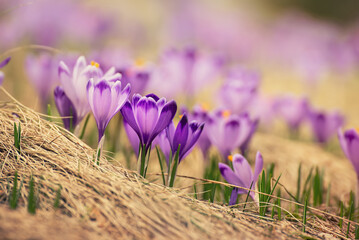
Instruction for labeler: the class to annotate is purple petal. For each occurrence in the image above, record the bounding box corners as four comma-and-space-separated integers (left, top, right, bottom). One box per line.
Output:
232, 154, 253, 188
124, 119, 140, 157
219, 163, 244, 187
150, 100, 177, 144
121, 101, 142, 141
229, 188, 238, 205
172, 114, 189, 154
344, 129, 359, 175
135, 97, 159, 145
253, 151, 264, 183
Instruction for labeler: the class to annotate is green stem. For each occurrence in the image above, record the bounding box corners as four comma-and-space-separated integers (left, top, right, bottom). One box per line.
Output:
79, 114, 90, 139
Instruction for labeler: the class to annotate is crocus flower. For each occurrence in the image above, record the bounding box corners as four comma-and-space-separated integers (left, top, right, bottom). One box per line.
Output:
219, 152, 263, 205
166, 114, 204, 164
54, 86, 78, 131
218, 68, 260, 114
87, 77, 131, 142
59, 56, 116, 123
120, 93, 177, 150
338, 129, 359, 205
274, 95, 309, 131
181, 104, 211, 159
25, 53, 59, 107
207, 110, 255, 161
0, 57, 11, 85
309, 109, 344, 144
149, 48, 223, 98
117, 60, 152, 97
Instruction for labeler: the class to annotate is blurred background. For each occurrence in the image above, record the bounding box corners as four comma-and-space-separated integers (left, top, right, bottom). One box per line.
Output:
1, 0, 359, 144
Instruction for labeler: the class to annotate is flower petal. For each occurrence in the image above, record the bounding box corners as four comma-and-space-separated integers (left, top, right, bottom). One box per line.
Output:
150, 100, 177, 143
218, 163, 244, 187
135, 97, 159, 145
232, 154, 253, 187
253, 151, 264, 183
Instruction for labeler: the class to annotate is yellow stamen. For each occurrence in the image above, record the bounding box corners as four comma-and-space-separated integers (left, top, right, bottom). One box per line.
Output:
356, 128, 359, 134
90, 61, 100, 68
222, 110, 231, 119
134, 58, 145, 67
227, 155, 233, 162
179, 114, 183, 119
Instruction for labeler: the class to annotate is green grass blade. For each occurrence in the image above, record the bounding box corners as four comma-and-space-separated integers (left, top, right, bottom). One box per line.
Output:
168, 145, 180, 187
156, 147, 166, 185
27, 176, 36, 214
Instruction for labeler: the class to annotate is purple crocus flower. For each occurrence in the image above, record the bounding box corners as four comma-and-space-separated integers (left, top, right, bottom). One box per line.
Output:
338, 129, 359, 205
59, 56, 116, 123
219, 152, 263, 205
149, 48, 223, 98
54, 86, 78, 131
25, 54, 59, 107
120, 93, 177, 150
218, 68, 260, 114
274, 95, 310, 131
0, 57, 11, 85
87, 77, 131, 142
117, 60, 152, 97
309, 109, 344, 144
181, 104, 211, 159
207, 110, 255, 161
166, 114, 204, 163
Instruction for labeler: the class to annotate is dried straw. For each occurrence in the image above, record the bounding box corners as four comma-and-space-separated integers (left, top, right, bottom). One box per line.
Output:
0, 94, 352, 239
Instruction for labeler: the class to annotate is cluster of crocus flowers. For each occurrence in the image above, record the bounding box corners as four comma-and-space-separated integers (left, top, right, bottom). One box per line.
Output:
0, 57, 11, 85
219, 152, 263, 205
308, 109, 344, 144
121, 93, 177, 176
338, 129, 359, 205
207, 109, 257, 161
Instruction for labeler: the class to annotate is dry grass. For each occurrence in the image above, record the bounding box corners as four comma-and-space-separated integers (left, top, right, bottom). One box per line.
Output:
0, 91, 356, 239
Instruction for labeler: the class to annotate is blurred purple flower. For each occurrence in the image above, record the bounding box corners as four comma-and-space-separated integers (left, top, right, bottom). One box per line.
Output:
338, 129, 359, 176
338, 128, 359, 205
166, 114, 204, 164
218, 68, 260, 114
274, 95, 310, 131
207, 110, 255, 161
150, 48, 223, 98
87, 77, 131, 142
181, 104, 211, 159
25, 54, 59, 107
0, 0, 112, 47
153, 129, 172, 165
219, 152, 263, 205
120, 93, 177, 150
0, 57, 11, 85
118, 60, 152, 97
54, 86, 78, 131
309, 109, 344, 143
